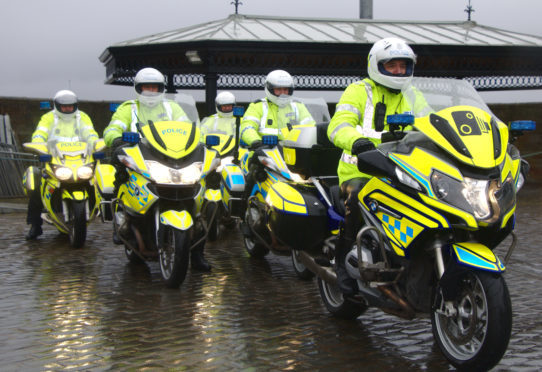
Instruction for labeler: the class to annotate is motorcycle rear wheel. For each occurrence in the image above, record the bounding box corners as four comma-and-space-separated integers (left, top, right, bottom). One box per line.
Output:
431, 270, 512, 370
291, 250, 314, 280
317, 277, 366, 320
69, 200, 87, 248
158, 226, 190, 288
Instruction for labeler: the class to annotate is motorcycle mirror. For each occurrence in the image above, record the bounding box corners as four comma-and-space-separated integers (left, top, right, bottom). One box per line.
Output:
262, 135, 278, 146
233, 106, 245, 118
387, 114, 415, 126
39, 154, 52, 162
93, 152, 106, 160
122, 131, 140, 144
205, 135, 220, 147
510, 120, 536, 132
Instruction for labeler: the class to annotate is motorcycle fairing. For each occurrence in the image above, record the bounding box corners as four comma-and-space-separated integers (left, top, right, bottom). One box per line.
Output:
204, 189, 222, 202
452, 242, 505, 272
264, 148, 291, 180
22, 166, 40, 192
389, 148, 464, 198
121, 171, 157, 214
54, 141, 87, 158
95, 164, 116, 195
121, 146, 149, 176
267, 181, 308, 215
63, 189, 87, 201
39, 181, 69, 233
23, 142, 48, 155
159, 210, 193, 230
140, 121, 199, 160
201, 147, 220, 177
414, 106, 507, 168
419, 193, 478, 228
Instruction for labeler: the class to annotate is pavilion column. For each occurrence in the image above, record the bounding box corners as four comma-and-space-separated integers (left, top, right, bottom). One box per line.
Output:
205, 72, 218, 116
166, 74, 177, 93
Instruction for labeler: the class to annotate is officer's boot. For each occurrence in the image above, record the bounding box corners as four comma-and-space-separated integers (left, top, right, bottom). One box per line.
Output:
334, 235, 357, 295
191, 246, 212, 272
25, 223, 43, 240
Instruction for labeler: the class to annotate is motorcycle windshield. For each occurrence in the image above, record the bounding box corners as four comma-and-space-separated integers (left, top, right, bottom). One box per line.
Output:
139, 120, 200, 160
402, 78, 507, 168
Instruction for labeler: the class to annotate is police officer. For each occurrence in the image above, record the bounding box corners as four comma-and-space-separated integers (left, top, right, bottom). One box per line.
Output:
199, 91, 237, 141
327, 37, 417, 295
25, 90, 98, 240
103, 67, 211, 272
240, 69, 315, 148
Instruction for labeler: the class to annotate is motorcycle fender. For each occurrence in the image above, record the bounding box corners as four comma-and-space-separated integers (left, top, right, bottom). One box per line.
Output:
452, 242, 505, 272
160, 210, 193, 230
95, 163, 116, 195
204, 188, 222, 202
22, 166, 40, 193
63, 189, 87, 201
267, 181, 308, 215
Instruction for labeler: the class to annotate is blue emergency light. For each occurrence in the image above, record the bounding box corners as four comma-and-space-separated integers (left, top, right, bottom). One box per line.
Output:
233, 106, 245, 117
387, 114, 415, 125
262, 135, 278, 146
122, 131, 140, 144
39, 154, 52, 162
205, 135, 220, 147
39, 101, 51, 110
510, 120, 536, 132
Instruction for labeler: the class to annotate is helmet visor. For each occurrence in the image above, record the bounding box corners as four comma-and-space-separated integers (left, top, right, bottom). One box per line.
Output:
378, 58, 414, 77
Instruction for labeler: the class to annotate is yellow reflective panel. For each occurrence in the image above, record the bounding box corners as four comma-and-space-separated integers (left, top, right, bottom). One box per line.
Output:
272, 182, 305, 205
268, 148, 286, 169
123, 146, 147, 172
284, 200, 307, 214
420, 194, 477, 228
500, 155, 513, 183
204, 189, 222, 201
23, 142, 49, 155
501, 205, 516, 229
141, 121, 199, 159
283, 147, 296, 166
453, 242, 503, 270
390, 241, 405, 257
360, 178, 449, 228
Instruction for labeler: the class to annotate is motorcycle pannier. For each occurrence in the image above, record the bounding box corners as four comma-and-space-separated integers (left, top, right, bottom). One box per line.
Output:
220, 164, 246, 218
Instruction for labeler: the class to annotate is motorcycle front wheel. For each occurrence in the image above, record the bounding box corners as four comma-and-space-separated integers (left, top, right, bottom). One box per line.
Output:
291, 250, 314, 280
317, 277, 366, 320
69, 200, 87, 248
243, 204, 269, 258
431, 270, 512, 371
158, 226, 190, 288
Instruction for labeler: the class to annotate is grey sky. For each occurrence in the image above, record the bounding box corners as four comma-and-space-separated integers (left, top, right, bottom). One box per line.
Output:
1, 0, 541, 104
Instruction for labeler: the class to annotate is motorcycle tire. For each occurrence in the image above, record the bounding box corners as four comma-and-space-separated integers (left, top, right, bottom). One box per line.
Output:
291, 250, 315, 280
317, 277, 366, 320
69, 200, 87, 248
205, 202, 220, 242
125, 245, 144, 265
431, 270, 512, 371
158, 226, 190, 289
243, 205, 269, 258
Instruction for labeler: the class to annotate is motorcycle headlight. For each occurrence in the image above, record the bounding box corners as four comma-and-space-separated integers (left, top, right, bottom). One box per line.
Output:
55, 167, 73, 181
431, 171, 491, 220
77, 166, 93, 180
145, 160, 203, 185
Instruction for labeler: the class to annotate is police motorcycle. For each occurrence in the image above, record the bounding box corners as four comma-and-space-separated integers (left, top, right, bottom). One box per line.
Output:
22, 138, 107, 248
297, 77, 534, 370
105, 119, 222, 288
200, 107, 247, 241
240, 98, 333, 279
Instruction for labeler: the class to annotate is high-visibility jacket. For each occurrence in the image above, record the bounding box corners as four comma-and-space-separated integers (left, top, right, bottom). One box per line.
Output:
31, 110, 98, 144
103, 99, 190, 146
240, 98, 315, 145
199, 113, 236, 142
328, 78, 417, 185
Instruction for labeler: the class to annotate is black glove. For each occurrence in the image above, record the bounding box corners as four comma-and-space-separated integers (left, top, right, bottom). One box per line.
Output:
249, 140, 264, 151
111, 137, 124, 150
351, 138, 375, 156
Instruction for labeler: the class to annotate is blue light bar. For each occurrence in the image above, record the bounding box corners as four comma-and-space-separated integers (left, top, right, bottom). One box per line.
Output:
510, 120, 536, 132
122, 131, 140, 144
233, 106, 245, 117
109, 103, 120, 112
39, 101, 51, 110
205, 134, 220, 146
39, 154, 52, 162
262, 135, 278, 146
387, 114, 415, 125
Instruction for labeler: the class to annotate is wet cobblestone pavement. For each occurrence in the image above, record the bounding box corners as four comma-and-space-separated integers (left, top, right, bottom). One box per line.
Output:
1, 185, 541, 371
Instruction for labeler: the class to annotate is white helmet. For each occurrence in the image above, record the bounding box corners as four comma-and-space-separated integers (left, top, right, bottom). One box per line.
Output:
53, 90, 78, 120
215, 91, 236, 118
367, 37, 416, 91
265, 70, 294, 107
134, 67, 166, 107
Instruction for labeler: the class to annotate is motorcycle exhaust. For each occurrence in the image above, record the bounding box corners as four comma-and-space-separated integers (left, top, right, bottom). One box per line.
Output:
377, 285, 416, 320
297, 251, 337, 284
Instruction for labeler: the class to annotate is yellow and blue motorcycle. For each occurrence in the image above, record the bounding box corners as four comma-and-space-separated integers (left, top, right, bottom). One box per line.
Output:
23, 138, 107, 248
110, 120, 221, 288
268, 77, 535, 370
